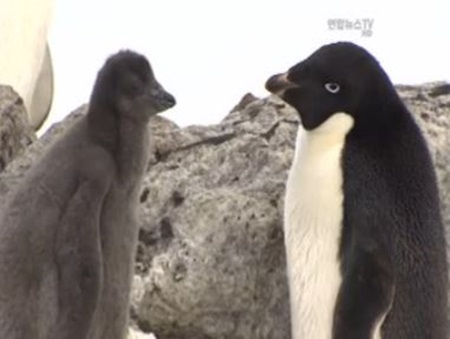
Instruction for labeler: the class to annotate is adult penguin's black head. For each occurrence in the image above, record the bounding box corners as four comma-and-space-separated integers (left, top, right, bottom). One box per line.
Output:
266, 42, 403, 132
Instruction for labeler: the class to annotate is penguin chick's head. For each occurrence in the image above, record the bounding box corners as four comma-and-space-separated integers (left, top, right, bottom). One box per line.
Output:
266, 42, 399, 131
90, 50, 176, 120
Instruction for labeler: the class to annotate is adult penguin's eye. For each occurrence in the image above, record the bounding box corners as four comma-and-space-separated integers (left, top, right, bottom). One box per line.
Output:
324, 82, 340, 94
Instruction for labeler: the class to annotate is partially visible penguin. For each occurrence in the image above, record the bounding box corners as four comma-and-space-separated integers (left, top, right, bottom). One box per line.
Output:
266, 41, 448, 339
29, 42, 54, 131
0, 50, 175, 339
0, 0, 54, 130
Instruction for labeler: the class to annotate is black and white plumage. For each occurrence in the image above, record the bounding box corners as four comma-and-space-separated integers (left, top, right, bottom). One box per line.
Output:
0, 50, 175, 339
266, 41, 448, 339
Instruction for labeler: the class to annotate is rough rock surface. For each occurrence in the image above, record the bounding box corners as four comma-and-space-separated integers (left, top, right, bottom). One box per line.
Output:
133, 96, 294, 339
0, 83, 448, 339
0, 85, 35, 172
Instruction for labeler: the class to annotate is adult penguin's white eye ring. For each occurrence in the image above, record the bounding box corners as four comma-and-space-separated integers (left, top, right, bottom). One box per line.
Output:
325, 82, 340, 94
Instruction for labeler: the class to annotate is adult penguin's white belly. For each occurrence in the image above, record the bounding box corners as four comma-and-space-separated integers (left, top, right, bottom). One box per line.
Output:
284, 113, 354, 339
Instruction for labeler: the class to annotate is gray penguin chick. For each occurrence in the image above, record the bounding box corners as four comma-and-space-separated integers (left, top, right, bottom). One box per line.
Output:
0, 50, 176, 339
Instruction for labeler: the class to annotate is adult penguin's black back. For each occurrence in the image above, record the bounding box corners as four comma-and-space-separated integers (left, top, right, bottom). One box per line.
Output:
266, 42, 448, 339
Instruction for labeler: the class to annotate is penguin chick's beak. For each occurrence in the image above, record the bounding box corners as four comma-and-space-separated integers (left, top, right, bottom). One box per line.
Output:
158, 91, 176, 109
265, 73, 298, 96
148, 85, 176, 112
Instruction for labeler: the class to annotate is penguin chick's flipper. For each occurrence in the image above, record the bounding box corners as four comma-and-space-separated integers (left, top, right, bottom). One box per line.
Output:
50, 175, 112, 339
333, 240, 395, 339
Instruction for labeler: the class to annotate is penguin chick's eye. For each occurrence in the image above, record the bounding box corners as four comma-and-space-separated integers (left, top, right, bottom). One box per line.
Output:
324, 82, 340, 94
123, 77, 144, 96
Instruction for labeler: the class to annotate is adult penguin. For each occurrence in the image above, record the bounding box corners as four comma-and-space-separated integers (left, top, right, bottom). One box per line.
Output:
266, 41, 448, 339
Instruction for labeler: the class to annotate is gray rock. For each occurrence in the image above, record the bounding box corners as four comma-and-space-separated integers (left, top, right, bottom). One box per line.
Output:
0, 83, 448, 339
133, 83, 450, 339
0, 85, 35, 172
133, 96, 294, 339
134, 83, 450, 339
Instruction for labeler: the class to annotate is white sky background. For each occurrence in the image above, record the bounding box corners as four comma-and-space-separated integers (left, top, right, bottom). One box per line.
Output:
43, 0, 449, 133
